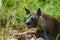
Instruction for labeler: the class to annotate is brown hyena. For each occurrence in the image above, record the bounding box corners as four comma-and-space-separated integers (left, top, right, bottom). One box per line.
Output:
25, 7, 60, 40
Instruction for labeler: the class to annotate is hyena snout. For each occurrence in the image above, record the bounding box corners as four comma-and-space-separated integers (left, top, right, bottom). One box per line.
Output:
26, 20, 33, 26
26, 22, 31, 26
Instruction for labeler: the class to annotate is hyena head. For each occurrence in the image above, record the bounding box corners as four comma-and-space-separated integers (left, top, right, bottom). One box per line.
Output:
25, 7, 42, 28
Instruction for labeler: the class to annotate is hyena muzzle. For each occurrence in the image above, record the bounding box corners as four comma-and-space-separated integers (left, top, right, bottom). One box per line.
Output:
25, 7, 60, 40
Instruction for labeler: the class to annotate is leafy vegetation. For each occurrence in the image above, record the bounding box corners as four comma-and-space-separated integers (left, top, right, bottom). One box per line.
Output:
0, 0, 60, 40
0, 0, 60, 28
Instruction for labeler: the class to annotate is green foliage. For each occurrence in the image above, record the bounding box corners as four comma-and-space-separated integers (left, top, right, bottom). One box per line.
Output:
0, 0, 60, 28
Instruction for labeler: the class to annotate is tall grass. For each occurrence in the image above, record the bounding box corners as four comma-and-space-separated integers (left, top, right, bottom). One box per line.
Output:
0, 0, 60, 40
0, 0, 60, 28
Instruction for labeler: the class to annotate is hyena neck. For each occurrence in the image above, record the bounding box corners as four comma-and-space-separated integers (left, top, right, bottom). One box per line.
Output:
38, 14, 60, 31
38, 14, 50, 31
38, 14, 60, 38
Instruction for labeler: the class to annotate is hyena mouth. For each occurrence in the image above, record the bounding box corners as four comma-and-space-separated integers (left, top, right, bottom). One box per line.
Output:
26, 24, 36, 28
27, 25, 34, 28
26, 22, 35, 28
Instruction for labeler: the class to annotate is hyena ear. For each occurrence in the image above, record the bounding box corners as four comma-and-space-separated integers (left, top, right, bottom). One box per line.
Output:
37, 8, 41, 16
25, 7, 30, 15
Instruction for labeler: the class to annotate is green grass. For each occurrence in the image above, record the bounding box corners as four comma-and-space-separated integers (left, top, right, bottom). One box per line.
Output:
1, 0, 60, 28
0, 0, 60, 40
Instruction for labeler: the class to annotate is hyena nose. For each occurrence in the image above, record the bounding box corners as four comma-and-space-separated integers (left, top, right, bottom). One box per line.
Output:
26, 22, 29, 25
26, 22, 30, 26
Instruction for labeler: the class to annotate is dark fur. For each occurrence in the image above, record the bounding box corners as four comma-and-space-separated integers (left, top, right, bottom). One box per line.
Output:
25, 7, 60, 40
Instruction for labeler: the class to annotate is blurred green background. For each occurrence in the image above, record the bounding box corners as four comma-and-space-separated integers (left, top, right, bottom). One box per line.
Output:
0, 0, 60, 40
0, 0, 60, 28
